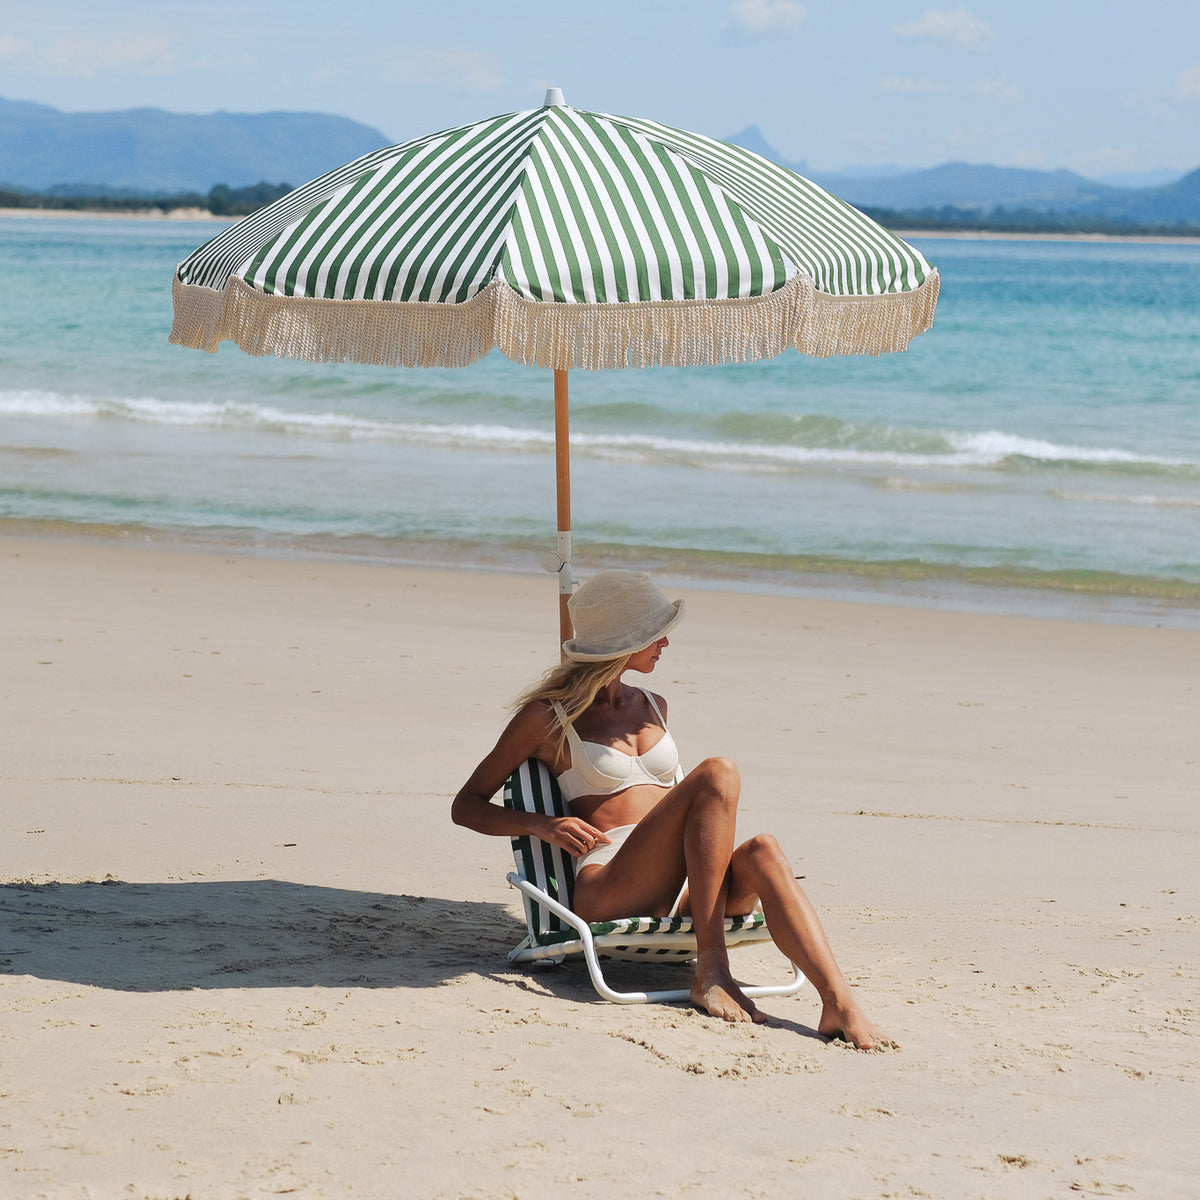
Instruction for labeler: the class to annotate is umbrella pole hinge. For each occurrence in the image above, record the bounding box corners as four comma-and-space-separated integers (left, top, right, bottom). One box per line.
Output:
541, 532, 575, 595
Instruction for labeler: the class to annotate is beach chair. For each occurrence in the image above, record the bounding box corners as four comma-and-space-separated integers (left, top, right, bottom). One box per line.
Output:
503, 758, 807, 1004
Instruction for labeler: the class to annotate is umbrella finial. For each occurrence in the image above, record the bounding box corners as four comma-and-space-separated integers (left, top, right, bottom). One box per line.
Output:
544, 87, 565, 107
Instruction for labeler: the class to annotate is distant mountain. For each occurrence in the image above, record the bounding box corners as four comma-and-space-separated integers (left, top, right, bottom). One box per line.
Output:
855, 163, 1200, 227
825, 163, 1119, 212
0, 97, 391, 193
1074, 167, 1200, 225
726, 125, 812, 177
1093, 168, 1187, 189
822, 163, 915, 181
725, 125, 1199, 228
3, 101, 1194, 228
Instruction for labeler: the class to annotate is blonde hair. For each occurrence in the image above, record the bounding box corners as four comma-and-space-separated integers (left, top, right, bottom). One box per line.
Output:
513, 655, 632, 755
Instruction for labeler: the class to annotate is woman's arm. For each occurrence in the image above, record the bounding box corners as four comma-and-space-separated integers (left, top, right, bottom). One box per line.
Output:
450, 702, 610, 857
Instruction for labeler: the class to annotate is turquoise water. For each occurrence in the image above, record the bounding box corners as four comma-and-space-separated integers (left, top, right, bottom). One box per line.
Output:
2, 216, 1199, 623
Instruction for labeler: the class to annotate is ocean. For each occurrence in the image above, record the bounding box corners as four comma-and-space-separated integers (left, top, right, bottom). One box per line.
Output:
2, 215, 1198, 626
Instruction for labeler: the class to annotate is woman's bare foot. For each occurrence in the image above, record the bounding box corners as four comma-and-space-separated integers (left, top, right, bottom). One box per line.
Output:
818, 997, 897, 1051
691, 952, 768, 1024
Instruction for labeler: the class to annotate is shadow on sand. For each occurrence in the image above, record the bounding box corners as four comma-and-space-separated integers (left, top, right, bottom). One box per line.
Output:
0, 878, 526, 992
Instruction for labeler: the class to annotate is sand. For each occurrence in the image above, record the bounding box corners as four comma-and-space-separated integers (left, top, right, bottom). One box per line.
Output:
2, 535, 1197, 1199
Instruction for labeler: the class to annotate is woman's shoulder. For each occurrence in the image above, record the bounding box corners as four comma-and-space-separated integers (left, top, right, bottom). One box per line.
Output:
633, 684, 669, 720
510, 698, 571, 773
511, 696, 560, 733
487, 698, 564, 773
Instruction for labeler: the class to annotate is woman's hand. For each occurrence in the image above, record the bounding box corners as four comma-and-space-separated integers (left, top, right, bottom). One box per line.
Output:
542, 816, 612, 858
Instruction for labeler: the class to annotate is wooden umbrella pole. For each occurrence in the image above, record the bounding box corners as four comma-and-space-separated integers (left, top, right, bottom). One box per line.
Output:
554, 368, 574, 649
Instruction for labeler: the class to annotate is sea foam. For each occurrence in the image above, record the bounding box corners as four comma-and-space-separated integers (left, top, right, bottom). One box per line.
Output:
3, 388, 1192, 479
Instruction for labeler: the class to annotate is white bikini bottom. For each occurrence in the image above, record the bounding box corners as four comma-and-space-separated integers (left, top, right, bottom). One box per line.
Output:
575, 824, 687, 917
575, 823, 638, 871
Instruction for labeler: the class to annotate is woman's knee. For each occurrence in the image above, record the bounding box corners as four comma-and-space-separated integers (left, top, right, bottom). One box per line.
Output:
692, 755, 740, 796
728, 834, 790, 911
738, 833, 790, 876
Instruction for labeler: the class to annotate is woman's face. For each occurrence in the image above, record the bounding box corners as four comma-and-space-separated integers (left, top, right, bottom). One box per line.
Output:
625, 637, 669, 674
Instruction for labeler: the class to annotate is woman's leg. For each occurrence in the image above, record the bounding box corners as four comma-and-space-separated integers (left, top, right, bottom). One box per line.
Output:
725, 834, 895, 1050
571, 757, 765, 1023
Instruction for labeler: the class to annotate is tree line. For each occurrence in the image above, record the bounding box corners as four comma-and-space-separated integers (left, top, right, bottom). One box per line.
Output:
0, 181, 293, 217
2, 183, 1196, 237
862, 204, 1200, 239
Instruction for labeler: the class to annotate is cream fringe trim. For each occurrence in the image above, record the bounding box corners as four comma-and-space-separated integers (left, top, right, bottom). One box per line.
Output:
170, 270, 940, 369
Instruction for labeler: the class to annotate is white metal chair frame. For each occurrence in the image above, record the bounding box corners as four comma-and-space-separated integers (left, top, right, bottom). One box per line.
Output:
503, 758, 807, 1005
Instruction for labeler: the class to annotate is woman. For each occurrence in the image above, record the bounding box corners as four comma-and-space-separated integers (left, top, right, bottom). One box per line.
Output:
452, 570, 892, 1050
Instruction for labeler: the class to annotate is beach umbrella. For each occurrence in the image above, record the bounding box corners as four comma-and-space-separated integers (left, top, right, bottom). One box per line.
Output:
170, 89, 939, 643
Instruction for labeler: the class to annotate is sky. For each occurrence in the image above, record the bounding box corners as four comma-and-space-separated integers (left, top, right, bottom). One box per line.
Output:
3, 0, 1200, 178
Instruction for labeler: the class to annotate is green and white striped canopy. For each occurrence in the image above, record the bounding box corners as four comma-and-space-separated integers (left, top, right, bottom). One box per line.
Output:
171, 96, 938, 370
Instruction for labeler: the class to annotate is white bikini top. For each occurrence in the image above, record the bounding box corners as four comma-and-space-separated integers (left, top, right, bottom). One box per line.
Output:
552, 689, 680, 803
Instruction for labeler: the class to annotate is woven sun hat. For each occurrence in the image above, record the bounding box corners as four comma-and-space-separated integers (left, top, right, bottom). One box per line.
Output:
562, 570, 685, 662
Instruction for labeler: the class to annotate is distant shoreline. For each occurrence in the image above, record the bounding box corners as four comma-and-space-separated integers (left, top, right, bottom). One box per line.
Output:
896, 228, 1200, 245
0, 206, 227, 222
3, 206, 1198, 243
